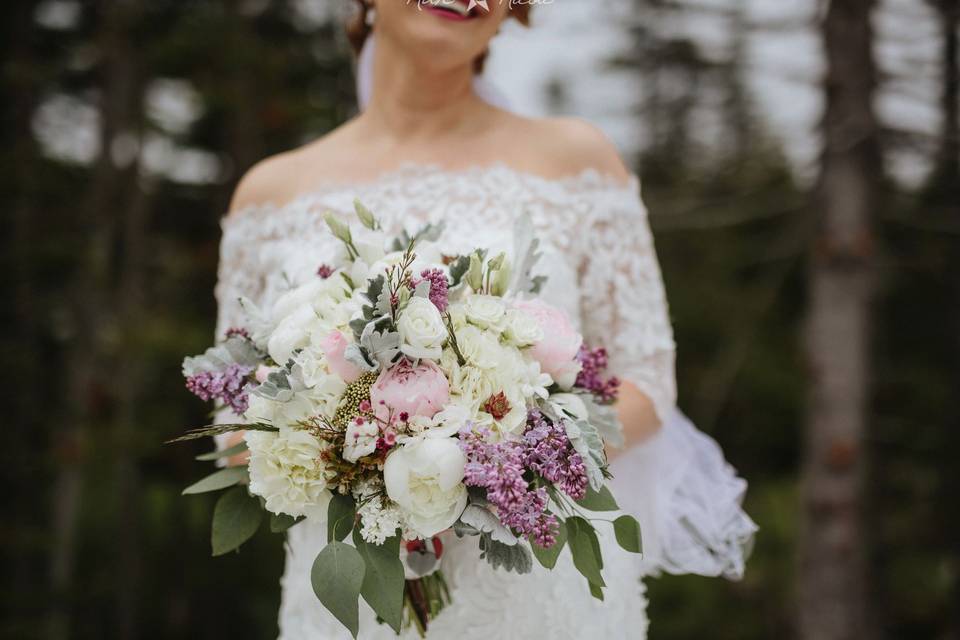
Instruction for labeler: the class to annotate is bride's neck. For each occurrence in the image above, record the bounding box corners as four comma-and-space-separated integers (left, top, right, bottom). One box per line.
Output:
362, 36, 489, 141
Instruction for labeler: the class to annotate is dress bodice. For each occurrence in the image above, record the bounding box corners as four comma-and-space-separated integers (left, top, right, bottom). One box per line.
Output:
217, 162, 677, 423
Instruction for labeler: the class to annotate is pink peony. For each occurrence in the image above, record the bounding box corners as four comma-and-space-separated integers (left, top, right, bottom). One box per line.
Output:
371, 359, 450, 423
512, 299, 583, 389
320, 331, 363, 383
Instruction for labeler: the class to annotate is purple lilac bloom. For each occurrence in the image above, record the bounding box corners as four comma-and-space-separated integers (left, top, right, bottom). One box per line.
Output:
459, 426, 558, 547
185, 363, 253, 415
575, 345, 621, 403
523, 410, 589, 500
411, 268, 449, 312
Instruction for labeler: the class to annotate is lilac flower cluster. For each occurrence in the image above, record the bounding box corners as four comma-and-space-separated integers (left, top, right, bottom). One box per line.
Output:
185, 363, 253, 415
411, 268, 449, 312
522, 411, 588, 500
575, 345, 620, 403
459, 426, 558, 547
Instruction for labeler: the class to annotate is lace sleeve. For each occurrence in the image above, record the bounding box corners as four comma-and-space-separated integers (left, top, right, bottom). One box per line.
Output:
577, 181, 677, 423
577, 181, 757, 579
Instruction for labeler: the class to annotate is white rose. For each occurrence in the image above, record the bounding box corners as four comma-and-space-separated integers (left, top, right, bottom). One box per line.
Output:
246, 429, 332, 521
271, 279, 327, 324
383, 437, 467, 538
398, 297, 447, 360
454, 325, 501, 370
343, 417, 379, 462
268, 305, 322, 364
504, 308, 544, 347
464, 295, 506, 331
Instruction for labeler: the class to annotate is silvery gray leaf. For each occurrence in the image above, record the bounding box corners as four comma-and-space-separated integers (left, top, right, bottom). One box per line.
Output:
581, 394, 625, 448
460, 505, 518, 545
360, 323, 400, 367
479, 534, 533, 574
509, 213, 548, 295
182, 336, 262, 377
344, 342, 379, 372
375, 288, 392, 317
412, 280, 431, 299
558, 412, 607, 491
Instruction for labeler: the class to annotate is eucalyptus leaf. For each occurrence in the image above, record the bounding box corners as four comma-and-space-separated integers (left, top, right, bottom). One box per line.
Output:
327, 494, 356, 543
531, 519, 568, 570
353, 530, 404, 633
613, 515, 643, 554
182, 466, 248, 495
589, 582, 605, 601
195, 441, 248, 461
565, 517, 605, 587
311, 542, 365, 638
211, 487, 262, 556
576, 484, 619, 512
270, 513, 302, 533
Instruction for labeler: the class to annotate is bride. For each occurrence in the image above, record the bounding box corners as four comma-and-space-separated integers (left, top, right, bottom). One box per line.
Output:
216, 1, 756, 637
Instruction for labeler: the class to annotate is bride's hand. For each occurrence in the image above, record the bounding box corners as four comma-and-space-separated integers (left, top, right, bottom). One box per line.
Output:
608, 382, 662, 459
224, 430, 250, 467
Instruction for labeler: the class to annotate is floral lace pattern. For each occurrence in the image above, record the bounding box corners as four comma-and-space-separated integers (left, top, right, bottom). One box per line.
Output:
213, 162, 751, 639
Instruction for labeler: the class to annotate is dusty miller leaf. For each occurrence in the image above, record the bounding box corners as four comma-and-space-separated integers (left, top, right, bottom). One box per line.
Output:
460, 504, 518, 545
182, 336, 262, 377
478, 533, 533, 574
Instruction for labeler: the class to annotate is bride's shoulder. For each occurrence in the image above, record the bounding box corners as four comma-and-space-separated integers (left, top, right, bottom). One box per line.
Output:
502, 114, 633, 185
228, 119, 361, 214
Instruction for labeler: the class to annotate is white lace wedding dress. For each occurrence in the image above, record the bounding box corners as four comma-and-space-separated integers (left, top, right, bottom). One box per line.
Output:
215, 163, 757, 639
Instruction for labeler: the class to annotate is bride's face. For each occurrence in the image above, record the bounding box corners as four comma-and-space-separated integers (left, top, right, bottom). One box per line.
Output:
374, 0, 509, 72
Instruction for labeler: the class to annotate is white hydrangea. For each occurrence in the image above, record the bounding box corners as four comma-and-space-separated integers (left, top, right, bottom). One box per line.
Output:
245, 429, 332, 521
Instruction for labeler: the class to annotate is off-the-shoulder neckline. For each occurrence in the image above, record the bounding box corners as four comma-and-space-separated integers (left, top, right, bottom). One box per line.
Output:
223, 161, 640, 225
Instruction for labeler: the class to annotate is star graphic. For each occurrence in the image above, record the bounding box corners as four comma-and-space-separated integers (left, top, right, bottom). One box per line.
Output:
467, 0, 490, 12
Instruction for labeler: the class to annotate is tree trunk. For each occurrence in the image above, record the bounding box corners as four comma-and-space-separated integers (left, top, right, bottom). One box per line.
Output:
799, 1, 882, 639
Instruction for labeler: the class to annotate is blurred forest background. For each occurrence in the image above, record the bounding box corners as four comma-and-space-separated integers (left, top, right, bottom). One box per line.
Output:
1, 0, 957, 639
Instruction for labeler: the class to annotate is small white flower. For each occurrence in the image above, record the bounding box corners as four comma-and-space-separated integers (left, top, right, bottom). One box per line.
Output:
343, 417, 379, 462
463, 294, 506, 331
383, 437, 467, 539
397, 297, 447, 360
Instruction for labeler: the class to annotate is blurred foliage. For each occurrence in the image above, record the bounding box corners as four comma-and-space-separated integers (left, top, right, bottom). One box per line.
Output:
1, 1, 958, 639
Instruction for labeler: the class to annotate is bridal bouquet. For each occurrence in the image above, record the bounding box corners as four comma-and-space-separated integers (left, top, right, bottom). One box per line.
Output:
171, 202, 641, 637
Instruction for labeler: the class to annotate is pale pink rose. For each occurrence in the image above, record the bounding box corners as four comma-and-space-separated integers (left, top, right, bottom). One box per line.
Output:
371, 360, 450, 423
512, 299, 583, 389
319, 331, 363, 383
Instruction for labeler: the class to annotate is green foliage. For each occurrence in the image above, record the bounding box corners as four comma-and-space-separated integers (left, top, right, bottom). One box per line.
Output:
576, 484, 619, 512
311, 542, 366, 638
211, 487, 263, 556
612, 516, 642, 554
478, 533, 533, 574
182, 466, 248, 495
352, 529, 405, 633
327, 494, 356, 543
531, 520, 568, 570
565, 517, 605, 590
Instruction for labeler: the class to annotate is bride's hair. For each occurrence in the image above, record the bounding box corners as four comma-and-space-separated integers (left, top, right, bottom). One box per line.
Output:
346, 0, 531, 73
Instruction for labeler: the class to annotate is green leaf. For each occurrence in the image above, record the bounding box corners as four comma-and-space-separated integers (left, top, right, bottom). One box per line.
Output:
613, 515, 643, 554
575, 484, 619, 512
195, 441, 248, 461
566, 517, 605, 587
270, 513, 302, 533
354, 199, 379, 230
589, 581, 605, 601
211, 487, 262, 556
531, 519, 568, 570
311, 542, 365, 638
353, 530, 404, 633
182, 466, 247, 495
327, 494, 356, 542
